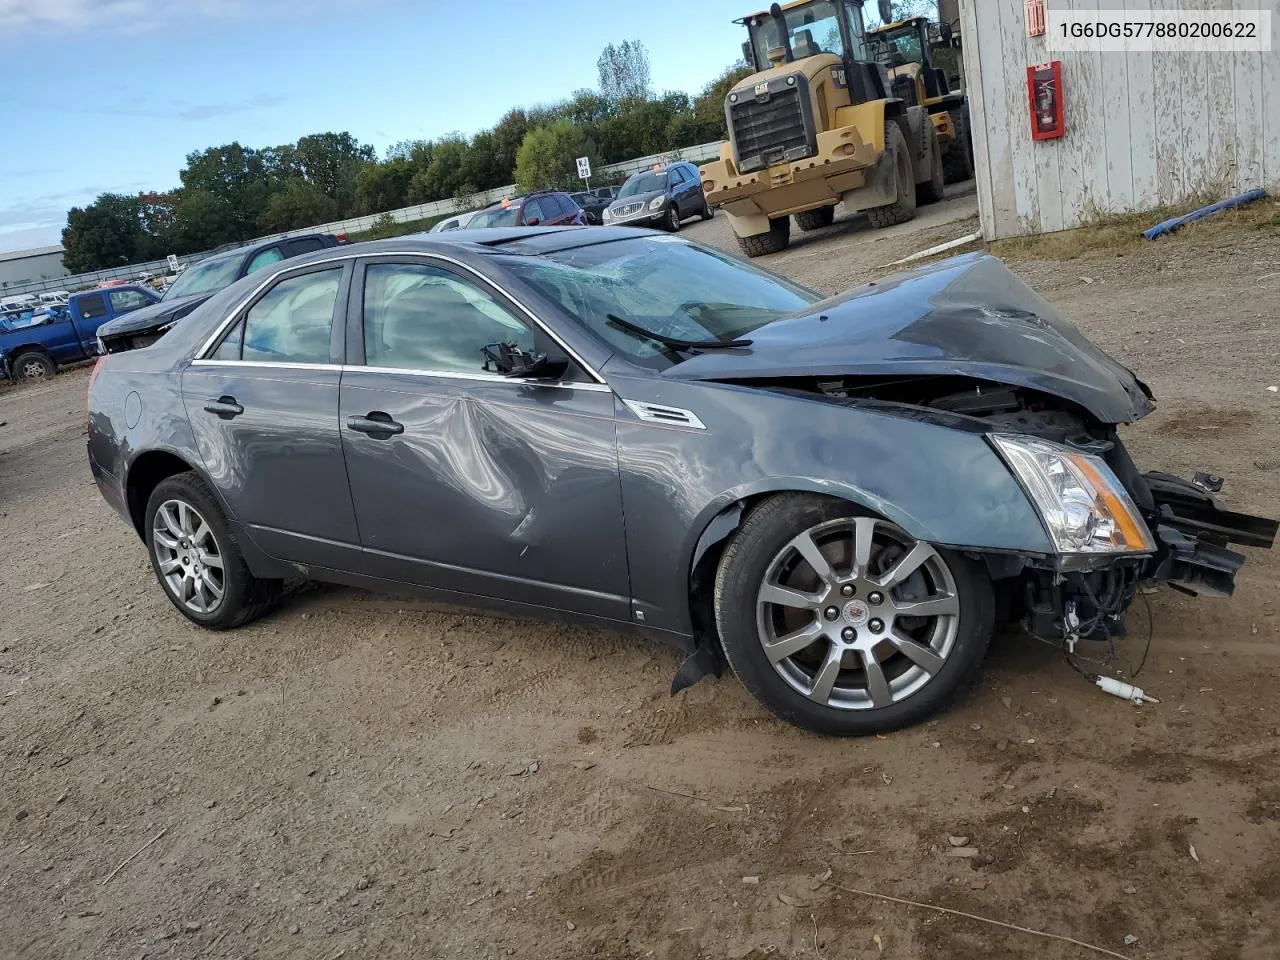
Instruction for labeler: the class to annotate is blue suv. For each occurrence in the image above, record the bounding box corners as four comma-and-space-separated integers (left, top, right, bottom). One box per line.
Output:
603, 162, 713, 231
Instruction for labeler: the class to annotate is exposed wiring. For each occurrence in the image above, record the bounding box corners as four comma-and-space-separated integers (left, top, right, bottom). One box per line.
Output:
1129, 590, 1154, 680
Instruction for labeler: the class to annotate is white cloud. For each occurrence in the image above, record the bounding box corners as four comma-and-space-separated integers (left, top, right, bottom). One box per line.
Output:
0, 0, 361, 33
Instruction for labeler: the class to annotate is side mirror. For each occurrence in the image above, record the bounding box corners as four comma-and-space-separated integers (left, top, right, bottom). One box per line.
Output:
741, 40, 753, 66
482, 342, 569, 380
940, 22, 953, 43
525, 216, 541, 226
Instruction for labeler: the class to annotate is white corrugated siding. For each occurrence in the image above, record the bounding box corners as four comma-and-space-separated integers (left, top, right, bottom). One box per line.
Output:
960, 0, 1280, 239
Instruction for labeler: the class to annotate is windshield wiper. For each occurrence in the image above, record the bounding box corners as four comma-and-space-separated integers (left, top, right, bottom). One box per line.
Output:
606, 314, 752, 351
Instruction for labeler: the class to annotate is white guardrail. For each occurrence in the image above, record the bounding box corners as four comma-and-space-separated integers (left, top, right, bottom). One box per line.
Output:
7, 141, 726, 297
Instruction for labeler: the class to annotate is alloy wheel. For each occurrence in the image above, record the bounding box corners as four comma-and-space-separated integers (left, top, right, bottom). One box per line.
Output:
152, 498, 226, 615
755, 517, 959, 710
20, 358, 48, 379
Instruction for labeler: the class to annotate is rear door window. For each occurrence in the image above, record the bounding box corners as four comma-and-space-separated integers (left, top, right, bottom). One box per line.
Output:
522, 197, 550, 224
212, 268, 343, 364
246, 246, 286, 275
78, 293, 108, 320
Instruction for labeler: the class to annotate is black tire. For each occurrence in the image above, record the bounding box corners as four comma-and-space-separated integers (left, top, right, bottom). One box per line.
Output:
701, 196, 715, 220
794, 205, 837, 232
942, 109, 974, 183
917, 122, 945, 205
735, 215, 791, 258
144, 471, 282, 630
866, 121, 917, 229
714, 494, 994, 736
10, 351, 56, 382
667, 203, 682, 232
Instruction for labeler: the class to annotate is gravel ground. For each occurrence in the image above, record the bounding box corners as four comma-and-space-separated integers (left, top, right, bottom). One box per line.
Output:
2, 192, 1278, 960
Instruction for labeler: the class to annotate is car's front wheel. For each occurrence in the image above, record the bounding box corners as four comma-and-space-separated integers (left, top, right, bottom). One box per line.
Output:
145, 472, 282, 630
667, 203, 682, 232
714, 494, 993, 735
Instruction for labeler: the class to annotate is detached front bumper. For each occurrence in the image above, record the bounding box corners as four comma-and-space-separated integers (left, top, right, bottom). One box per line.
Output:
1143, 472, 1278, 597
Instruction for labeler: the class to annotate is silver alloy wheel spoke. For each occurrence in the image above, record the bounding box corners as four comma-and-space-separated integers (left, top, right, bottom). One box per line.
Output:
790, 530, 835, 585
760, 583, 822, 610
851, 516, 877, 578
888, 628, 946, 674
199, 550, 223, 570
159, 557, 182, 575
875, 541, 933, 588
808, 643, 843, 705
892, 594, 959, 617
763, 620, 825, 663
860, 648, 892, 708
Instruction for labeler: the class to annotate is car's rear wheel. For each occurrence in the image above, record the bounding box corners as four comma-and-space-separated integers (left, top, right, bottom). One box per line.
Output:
145, 472, 282, 630
714, 494, 993, 735
11, 351, 55, 382
701, 195, 715, 220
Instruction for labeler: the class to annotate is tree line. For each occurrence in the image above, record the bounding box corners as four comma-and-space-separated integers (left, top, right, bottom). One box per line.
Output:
61, 43, 751, 273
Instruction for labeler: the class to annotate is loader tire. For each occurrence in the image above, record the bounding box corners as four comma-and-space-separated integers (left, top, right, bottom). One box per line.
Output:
917, 122, 945, 206
942, 110, 974, 183
736, 216, 791, 257
794, 206, 836, 232
867, 121, 917, 229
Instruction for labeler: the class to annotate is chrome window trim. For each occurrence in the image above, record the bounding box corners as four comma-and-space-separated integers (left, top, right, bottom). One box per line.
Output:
189, 358, 612, 393
189, 360, 345, 373
193, 250, 607, 385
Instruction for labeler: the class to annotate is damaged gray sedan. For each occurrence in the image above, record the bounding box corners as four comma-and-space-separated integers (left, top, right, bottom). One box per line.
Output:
87, 229, 1276, 735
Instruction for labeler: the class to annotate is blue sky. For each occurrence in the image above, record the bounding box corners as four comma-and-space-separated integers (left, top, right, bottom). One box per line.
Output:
0, 0, 759, 253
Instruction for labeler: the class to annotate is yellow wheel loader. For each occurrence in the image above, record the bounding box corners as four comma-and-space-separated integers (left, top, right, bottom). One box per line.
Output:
698, 0, 943, 258
866, 14, 973, 183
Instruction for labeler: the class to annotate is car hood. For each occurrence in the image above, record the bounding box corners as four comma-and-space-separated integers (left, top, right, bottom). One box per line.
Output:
97, 293, 210, 337
663, 253, 1154, 424
610, 190, 664, 211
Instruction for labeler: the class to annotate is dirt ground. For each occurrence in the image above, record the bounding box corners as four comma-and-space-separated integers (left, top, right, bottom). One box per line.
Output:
2, 192, 1278, 960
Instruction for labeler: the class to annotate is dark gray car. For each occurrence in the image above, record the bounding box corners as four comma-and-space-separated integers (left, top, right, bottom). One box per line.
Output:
87, 228, 1275, 735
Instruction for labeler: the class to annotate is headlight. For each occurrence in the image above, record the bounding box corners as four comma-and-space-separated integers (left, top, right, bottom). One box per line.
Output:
990, 434, 1155, 555
602, 208, 612, 221
649, 196, 666, 211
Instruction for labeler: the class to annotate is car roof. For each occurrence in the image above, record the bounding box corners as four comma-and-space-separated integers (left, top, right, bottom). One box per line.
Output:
275, 226, 655, 269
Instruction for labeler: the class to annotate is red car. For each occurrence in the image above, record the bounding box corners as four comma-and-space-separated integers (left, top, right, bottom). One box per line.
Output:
467, 191, 585, 228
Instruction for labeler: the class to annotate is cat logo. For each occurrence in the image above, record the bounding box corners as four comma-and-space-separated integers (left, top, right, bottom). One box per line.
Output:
754, 82, 770, 97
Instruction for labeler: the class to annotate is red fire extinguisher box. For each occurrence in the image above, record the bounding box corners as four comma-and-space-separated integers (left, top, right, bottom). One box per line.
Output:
1027, 61, 1065, 140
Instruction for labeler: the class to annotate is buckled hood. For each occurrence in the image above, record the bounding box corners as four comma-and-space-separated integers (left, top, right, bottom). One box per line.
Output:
664, 253, 1155, 424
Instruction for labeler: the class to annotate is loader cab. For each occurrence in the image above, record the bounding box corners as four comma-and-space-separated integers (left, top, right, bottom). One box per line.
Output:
735, 0, 888, 111
867, 16, 951, 104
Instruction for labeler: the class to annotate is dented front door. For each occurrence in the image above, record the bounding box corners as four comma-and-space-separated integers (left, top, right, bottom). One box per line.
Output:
338, 257, 629, 620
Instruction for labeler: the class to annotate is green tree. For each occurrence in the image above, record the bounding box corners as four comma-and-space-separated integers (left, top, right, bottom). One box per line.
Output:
490, 109, 530, 180
61, 193, 150, 272
292, 132, 376, 212
170, 188, 239, 252
259, 180, 341, 233
178, 142, 272, 240
514, 121, 599, 193
597, 40, 652, 102
354, 156, 415, 214
408, 134, 470, 203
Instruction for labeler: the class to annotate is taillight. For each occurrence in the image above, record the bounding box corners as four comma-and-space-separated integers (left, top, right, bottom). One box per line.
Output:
335, 233, 349, 243
87, 355, 107, 407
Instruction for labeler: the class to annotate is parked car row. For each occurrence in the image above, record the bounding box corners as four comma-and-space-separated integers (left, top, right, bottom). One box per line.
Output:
428, 165, 709, 235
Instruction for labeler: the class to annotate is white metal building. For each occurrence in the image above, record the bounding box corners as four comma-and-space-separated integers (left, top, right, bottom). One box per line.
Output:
0, 246, 69, 289
960, 0, 1280, 240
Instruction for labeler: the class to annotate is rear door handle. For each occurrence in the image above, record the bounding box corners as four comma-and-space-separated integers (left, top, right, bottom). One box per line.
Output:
346, 412, 404, 437
203, 396, 243, 419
